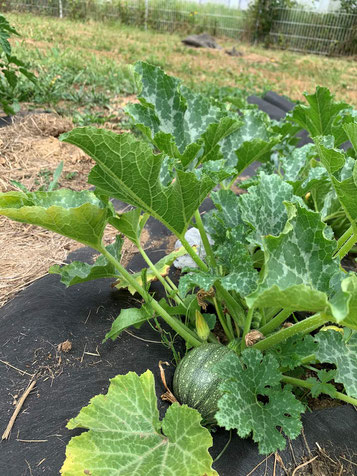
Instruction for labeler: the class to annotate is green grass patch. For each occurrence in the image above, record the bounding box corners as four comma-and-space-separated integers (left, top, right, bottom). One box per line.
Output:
6, 12, 357, 124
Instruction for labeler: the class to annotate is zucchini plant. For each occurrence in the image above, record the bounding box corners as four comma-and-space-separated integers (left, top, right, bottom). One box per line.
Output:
1, 63, 357, 475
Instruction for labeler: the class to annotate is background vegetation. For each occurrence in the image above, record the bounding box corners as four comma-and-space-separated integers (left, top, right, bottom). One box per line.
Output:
5, 12, 357, 126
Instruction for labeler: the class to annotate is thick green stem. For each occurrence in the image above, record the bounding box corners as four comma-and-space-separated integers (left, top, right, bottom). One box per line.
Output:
194, 210, 217, 269
252, 313, 328, 352
241, 307, 254, 350
137, 243, 184, 306
179, 235, 209, 271
282, 375, 357, 406
179, 231, 246, 327
259, 309, 292, 335
264, 307, 282, 323
213, 297, 234, 341
100, 247, 202, 347
336, 224, 354, 250
334, 232, 357, 260
216, 284, 246, 327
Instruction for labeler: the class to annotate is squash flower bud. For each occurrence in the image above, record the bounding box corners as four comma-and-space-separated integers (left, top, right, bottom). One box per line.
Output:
195, 310, 210, 341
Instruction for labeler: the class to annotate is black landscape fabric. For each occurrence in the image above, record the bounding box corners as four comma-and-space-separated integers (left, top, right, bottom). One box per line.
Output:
1, 93, 356, 476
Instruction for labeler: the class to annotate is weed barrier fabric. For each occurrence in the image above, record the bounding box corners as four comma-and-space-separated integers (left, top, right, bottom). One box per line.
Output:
1, 95, 356, 475
0, 247, 182, 475
1, 244, 356, 475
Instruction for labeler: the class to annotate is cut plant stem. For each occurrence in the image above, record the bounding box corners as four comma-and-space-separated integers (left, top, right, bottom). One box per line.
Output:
252, 313, 328, 352
259, 308, 292, 335
194, 210, 217, 270
100, 247, 202, 347
282, 375, 357, 406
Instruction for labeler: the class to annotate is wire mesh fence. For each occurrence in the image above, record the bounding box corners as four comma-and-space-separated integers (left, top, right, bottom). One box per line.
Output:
3, 1, 357, 56
269, 8, 357, 56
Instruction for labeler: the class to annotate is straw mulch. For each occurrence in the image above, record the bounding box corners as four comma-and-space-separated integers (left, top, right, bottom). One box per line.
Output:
0, 113, 95, 308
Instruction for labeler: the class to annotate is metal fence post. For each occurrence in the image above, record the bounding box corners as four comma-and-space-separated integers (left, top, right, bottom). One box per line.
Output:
145, 0, 149, 30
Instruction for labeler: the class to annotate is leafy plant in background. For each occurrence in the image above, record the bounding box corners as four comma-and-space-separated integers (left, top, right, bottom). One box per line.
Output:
0, 14, 36, 114
1, 63, 357, 474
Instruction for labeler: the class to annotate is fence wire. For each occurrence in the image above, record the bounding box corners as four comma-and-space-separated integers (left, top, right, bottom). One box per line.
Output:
269, 8, 357, 56
3, 1, 357, 56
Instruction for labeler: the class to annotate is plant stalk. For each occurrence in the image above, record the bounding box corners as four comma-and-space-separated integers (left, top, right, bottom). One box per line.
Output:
213, 296, 234, 341
194, 210, 217, 270
178, 233, 246, 326
252, 313, 328, 352
100, 247, 202, 347
334, 232, 357, 260
259, 308, 292, 335
241, 307, 254, 350
137, 243, 185, 306
282, 375, 357, 406
335, 224, 354, 251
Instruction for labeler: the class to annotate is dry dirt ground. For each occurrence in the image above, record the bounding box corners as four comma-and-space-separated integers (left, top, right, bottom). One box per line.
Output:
0, 109, 141, 308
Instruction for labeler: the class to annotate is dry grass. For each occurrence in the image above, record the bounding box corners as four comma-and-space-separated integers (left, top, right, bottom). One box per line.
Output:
0, 113, 92, 307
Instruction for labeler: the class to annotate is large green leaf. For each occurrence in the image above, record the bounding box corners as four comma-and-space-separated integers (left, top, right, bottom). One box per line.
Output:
246, 203, 351, 320
315, 330, 357, 398
281, 143, 316, 182
220, 108, 276, 170
61, 371, 217, 476
215, 349, 304, 454
315, 137, 357, 225
234, 137, 280, 176
61, 128, 218, 237
49, 236, 123, 286
291, 87, 351, 146
0, 190, 110, 249
239, 173, 295, 245
127, 62, 235, 165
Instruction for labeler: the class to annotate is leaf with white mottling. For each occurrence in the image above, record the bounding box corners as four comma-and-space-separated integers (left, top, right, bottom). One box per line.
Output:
127, 62, 236, 166
61, 371, 217, 476
215, 349, 304, 454
268, 334, 318, 370
315, 137, 357, 224
246, 203, 351, 321
281, 143, 316, 182
239, 173, 295, 245
315, 330, 357, 398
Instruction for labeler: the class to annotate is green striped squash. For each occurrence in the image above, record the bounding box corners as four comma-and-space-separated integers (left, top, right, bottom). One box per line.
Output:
173, 343, 231, 424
